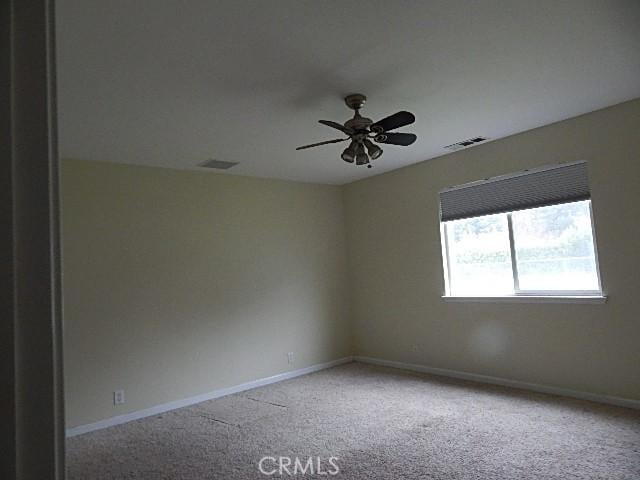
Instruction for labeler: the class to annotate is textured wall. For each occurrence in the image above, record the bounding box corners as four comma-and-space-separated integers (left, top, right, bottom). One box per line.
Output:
61, 160, 351, 427
344, 99, 640, 400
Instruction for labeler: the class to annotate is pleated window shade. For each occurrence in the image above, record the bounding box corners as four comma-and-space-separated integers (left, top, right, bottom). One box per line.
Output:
439, 162, 590, 222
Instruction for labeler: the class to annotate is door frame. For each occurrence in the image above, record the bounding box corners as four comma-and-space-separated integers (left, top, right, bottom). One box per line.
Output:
2, 0, 65, 478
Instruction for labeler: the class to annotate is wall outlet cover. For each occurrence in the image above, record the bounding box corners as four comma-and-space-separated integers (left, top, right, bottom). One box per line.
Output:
113, 390, 125, 405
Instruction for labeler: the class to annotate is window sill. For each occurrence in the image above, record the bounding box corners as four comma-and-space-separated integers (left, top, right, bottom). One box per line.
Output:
441, 295, 607, 304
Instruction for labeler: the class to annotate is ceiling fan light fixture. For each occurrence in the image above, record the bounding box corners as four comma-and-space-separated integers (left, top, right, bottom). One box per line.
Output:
295, 94, 416, 167
364, 139, 383, 160
341, 141, 357, 162
355, 152, 370, 166
355, 141, 369, 165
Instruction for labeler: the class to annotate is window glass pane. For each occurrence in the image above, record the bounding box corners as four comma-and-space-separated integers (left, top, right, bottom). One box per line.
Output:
511, 200, 599, 291
445, 213, 514, 295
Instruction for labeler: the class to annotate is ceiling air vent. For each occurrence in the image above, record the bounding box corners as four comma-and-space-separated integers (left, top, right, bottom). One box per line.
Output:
444, 136, 488, 151
198, 159, 238, 170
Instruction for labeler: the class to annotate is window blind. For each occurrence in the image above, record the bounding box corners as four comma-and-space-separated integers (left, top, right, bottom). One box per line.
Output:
439, 161, 590, 222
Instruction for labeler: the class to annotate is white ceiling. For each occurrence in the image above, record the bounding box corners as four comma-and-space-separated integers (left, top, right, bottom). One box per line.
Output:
56, 0, 640, 185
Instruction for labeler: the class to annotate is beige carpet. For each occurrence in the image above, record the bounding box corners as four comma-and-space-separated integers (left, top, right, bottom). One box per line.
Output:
66, 362, 640, 479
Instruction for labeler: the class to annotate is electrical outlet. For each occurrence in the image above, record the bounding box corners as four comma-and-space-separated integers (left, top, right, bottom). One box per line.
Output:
113, 390, 125, 405
287, 352, 294, 365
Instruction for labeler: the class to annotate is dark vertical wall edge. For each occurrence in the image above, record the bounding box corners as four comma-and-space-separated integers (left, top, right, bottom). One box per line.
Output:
0, 0, 16, 475
9, 0, 65, 478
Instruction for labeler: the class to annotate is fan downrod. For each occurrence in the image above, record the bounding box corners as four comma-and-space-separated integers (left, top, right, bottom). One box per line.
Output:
344, 94, 367, 111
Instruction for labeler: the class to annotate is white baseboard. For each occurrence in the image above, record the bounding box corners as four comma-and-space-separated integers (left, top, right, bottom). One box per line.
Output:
66, 356, 353, 437
354, 356, 640, 410
67, 354, 638, 437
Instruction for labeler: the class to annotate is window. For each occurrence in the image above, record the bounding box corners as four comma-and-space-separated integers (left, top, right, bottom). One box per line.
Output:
444, 213, 513, 295
510, 201, 600, 292
439, 162, 603, 299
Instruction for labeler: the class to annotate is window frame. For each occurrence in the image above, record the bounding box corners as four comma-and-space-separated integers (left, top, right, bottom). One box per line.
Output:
440, 200, 605, 300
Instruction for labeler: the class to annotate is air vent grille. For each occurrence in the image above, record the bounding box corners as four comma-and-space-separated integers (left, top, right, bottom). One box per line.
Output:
199, 159, 238, 170
444, 136, 488, 151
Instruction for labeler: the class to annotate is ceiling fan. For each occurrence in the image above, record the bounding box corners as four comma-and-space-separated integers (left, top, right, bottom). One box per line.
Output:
296, 94, 416, 168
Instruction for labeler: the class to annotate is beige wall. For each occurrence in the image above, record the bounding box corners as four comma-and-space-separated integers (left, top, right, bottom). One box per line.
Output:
61, 160, 351, 427
344, 99, 640, 401
62, 99, 640, 428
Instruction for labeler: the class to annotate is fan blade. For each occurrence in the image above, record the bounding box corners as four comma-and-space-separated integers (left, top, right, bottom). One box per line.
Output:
371, 111, 415, 132
374, 132, 417, 146
295, 138, 348, 150
319, 120, 353, 134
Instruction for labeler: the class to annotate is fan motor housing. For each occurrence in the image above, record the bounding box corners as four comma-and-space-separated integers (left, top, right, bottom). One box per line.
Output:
344, 116, 372, 132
